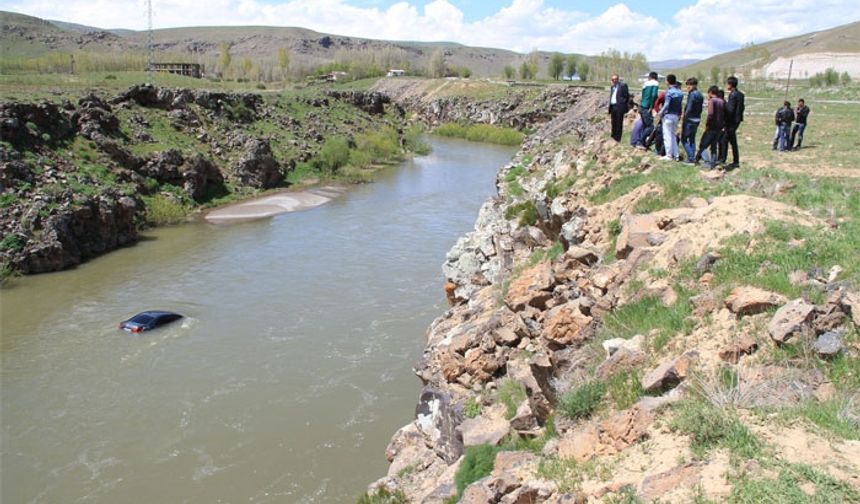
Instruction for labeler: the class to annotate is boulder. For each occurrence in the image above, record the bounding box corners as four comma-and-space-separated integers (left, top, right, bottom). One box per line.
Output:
596, 347, 647, 380
557, 405, 652, 462
689, 291, 719, 316
415, 388, 463, 464
490, 451, 540, 497
842, 291, 860, 326
505, 261, 555, 311
724, 286, 787, 317
232, 138, 283, 189
695, 251, 721, 274
615, 214, 660, 259
768, 299, 816, 343
813, 331, 844, 358
812, 303, 846, 334
641, 351, 698, 393
457, 411, 510, 447
638, 462, 703, 501
602, 334, 644, 357
718, 334, 759, 363
564, 246, 599, 266
507, 357, 554, 422
181, 154, 225, 202
509, 400, 539, 433
543, 302, 593, 348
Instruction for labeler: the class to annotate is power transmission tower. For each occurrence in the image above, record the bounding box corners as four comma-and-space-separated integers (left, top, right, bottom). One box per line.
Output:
146, 0, 154, 83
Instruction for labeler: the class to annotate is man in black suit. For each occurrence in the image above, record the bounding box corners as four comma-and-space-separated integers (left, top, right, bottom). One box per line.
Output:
608, 74, 630, 142
720, 76, 745, 169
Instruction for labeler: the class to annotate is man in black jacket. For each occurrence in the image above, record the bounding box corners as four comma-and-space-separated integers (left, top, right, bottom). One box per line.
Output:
774, 101, 794, 152
791, 99, 810, 150
720, 76, 745, 169
608, 74, 630, 142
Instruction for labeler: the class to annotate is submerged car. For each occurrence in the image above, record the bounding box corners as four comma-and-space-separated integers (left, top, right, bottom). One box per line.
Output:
119, 310, 183, 333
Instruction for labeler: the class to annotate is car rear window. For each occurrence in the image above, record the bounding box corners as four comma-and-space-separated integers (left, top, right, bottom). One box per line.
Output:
130, 315, 154, 324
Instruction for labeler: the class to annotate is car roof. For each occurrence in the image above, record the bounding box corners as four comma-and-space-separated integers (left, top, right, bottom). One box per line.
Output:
134, 310, 183, 318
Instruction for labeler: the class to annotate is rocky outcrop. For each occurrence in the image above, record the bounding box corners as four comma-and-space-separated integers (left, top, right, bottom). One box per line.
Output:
326, 90, 394, 115
232, 138, 286, 189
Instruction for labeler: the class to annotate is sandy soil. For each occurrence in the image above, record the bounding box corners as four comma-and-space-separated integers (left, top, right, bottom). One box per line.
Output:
204, 186, 345, 222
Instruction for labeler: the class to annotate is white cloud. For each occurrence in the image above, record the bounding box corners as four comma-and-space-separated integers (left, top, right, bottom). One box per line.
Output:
2, 0, 855, 60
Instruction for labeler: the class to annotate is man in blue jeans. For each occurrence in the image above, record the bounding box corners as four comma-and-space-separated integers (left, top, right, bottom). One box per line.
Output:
791, 99, 810, 150
681, 77, 703, 163
637, 71, 660, 147
658, 74, 683, 161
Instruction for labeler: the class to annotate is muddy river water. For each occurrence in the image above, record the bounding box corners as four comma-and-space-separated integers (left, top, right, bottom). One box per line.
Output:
0, 137, 515, 503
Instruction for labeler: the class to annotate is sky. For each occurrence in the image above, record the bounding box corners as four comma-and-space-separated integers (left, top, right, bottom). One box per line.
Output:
2, 0, 857, 60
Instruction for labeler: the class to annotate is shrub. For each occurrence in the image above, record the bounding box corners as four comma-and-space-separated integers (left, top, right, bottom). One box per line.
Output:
319, 136, 351, 174
497, 379, 527, 419
0, 233, 25, 252
143, 193, 189, 225
355, 127, 402, 163
559, 381, 606, 420
434, 123, 524, 146
403, 124, 431, 155
606, 369, 644, 410
504, 201, 538, 227
454, 444, 498, 496
464, 397, 482, 418
356, 487, 407, 504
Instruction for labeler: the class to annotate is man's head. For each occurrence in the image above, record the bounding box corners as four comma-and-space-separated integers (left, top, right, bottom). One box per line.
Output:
611, 74, 619, 85
649, 71, 658, 81
726, 76, 738, 89
707, 85, 719, 97
667, 74, 677, 85
798, 98, 805, 106
686, 77, 698, 90
783, 100, 791, 108
717, 89, 725, 99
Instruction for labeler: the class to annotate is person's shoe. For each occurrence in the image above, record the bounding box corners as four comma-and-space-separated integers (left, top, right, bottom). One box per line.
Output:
659, 155, 673, 161
635, 145, 647, 151
725, 162, 739, 170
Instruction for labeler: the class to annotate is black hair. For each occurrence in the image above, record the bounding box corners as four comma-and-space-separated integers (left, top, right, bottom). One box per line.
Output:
727, 76, 738, 87
649, 71, 658, 80
798, 98, 805, 104
708, 85, 719, 95
666, 74, 677, 85
783, 100, 791, 107
686, 77, 698, 86
717, 89, 725, 98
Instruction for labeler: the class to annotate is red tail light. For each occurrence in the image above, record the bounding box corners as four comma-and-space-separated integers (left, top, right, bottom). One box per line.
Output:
132, 326, 142, 333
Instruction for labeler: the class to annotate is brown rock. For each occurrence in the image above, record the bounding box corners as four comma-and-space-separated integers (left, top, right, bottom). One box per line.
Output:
491, 451, 539, 496
689, 292, 718, 317
444, 281, 459, 306
543, 302, 593, 348
507, 358, 553, 421
464, 349, 504, 383
596, 348, 647, 380
439, 351, 464, 382
457, 415, 510, 447
615, 214, 661, 259
718, 334, 759, 363
812, 304, 846, 334
725, 286, 788, 317
557, 405, 652, 462
493, 327, 521, 346
460, 481, 495, 504
509, 401, 539, 432
639, 462, 703, 501
768, 299, 815, 343
842, 291, 860, 326
641, 352, 698, 392
506, 261, 555, 311
564, 246, 599, 265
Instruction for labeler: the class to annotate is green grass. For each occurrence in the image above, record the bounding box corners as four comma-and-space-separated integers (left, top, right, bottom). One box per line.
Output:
453, 444, 498, 498
670, 399, 761, 460
779, 397, 860, 441
606, 369, 645, 410
504, 200, 538, 227
559, 380, 606, 420
728, 462, 860, 503
434, 122, 525, 146
464, 397, 482, 419
497, 378, 528, 420
356, 487, 408, 504
142, 193, 191, 225
537, 456, 613, 494
600, 287, 696, 352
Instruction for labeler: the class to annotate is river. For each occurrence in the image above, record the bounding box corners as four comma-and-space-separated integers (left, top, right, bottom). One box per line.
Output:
0, 137, 515, 503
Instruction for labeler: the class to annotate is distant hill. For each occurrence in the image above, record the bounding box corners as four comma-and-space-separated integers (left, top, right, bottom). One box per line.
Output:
649, 59, 700, 72
675, 20, 860, 79
0, 10, 574, 78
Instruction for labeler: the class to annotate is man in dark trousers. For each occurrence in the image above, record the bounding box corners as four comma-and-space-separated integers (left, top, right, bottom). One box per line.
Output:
791, 99, 810, 150
720, 76, 744, 169
682, 77, 704, 163
694, 85, 725, 169
608, 74, 630, 142
774, 101, 794, 152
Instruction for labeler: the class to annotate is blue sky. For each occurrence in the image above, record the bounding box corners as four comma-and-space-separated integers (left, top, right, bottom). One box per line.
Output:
3, 0, 856, 60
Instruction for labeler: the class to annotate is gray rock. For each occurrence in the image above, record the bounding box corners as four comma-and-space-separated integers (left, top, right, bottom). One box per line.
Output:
415, 388, 463, 464
768, 299, 816, 343
813, 331, 844, 358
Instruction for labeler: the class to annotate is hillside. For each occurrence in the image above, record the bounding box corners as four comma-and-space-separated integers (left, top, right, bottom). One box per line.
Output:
0, 10, 560, 78
676, 20, 860, 79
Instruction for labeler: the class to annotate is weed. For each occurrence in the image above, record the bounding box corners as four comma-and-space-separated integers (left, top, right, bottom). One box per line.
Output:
559, 380, 606, 420
670, 399, 760, 459
728, 462, 860, 503
464, 397, 482, 419
434, 123, 524, 146
497, 379, 527, 420
504, 200, 538, 227
454, 444, 498, 497
356, 486, 408, 504
143, 193, 190, 226
0, 233, 25, 252
600, 287, 696, 352
606, 369, 644, 410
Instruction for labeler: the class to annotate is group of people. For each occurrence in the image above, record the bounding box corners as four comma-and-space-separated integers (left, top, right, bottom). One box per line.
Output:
608, 71, 809, 170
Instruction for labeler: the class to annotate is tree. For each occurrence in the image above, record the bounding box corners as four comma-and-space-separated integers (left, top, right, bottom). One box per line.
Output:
278, 48, 290, 80
519, 61, 533, 80
429, 48, 446, 78
219, 42, 232, 76
549, 52, 564, 80
710, 66, 720, 84
526, 50, 540, 80
578, 62, 589, 82
565, 55, 577, 79
459, 66, 472, 78
503, 65, 515, 79
242, 57, 253, 78
841, 71, 852, 85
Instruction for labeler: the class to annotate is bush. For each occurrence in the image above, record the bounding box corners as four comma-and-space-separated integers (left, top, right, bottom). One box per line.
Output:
504, 201, 538, 227
0, 233, 25, 252
497, 379, 527, 419
354, 127, 402, 163
356, 487, 407, 504
434, 123, 524, 146
319, 136, 351, 174
143, 193, 190, 225
403, 124, 431, 155
464, 397, 482, 418
559, 381, 606, 420
454, 444, 498, 496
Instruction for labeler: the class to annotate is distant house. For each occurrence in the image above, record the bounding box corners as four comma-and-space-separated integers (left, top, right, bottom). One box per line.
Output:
147, 62, 203, 79
386, 69, 406, 77
315, 71, 349, 83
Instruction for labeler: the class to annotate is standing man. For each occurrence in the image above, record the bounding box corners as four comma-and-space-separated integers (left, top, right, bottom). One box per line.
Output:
774, 101, 794, 152
682, 77, 704, 163
694, 85, 725, 169
791, 99, 810, 150
658, 74, 683, 161
608, 74, 630, 142
721, 76, 745, 169
637, 71, 660, 147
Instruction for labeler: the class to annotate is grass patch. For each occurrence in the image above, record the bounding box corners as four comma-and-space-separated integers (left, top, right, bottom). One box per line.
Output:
453, 444, 498, 498
504, 200, 538, 227
600, 287, 696, 352
464, 397, 482, 419
728, 462, 860, 503
780, 397, 860, 441
606, 369, 645, 410
356, 487, 408, 504
537, 456, 613, 494
670, 399, 761, 460
497, 378, 527, 420
559, 380, 606, 420
142, 193, 191, 225
434, 122, 524, 146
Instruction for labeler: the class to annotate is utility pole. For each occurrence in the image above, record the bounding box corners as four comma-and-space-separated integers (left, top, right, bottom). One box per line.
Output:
146, 0, 154, 83
785, 59, 793, 100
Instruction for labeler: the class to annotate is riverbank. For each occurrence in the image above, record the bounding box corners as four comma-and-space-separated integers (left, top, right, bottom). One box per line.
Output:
364, 82, 860, 502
